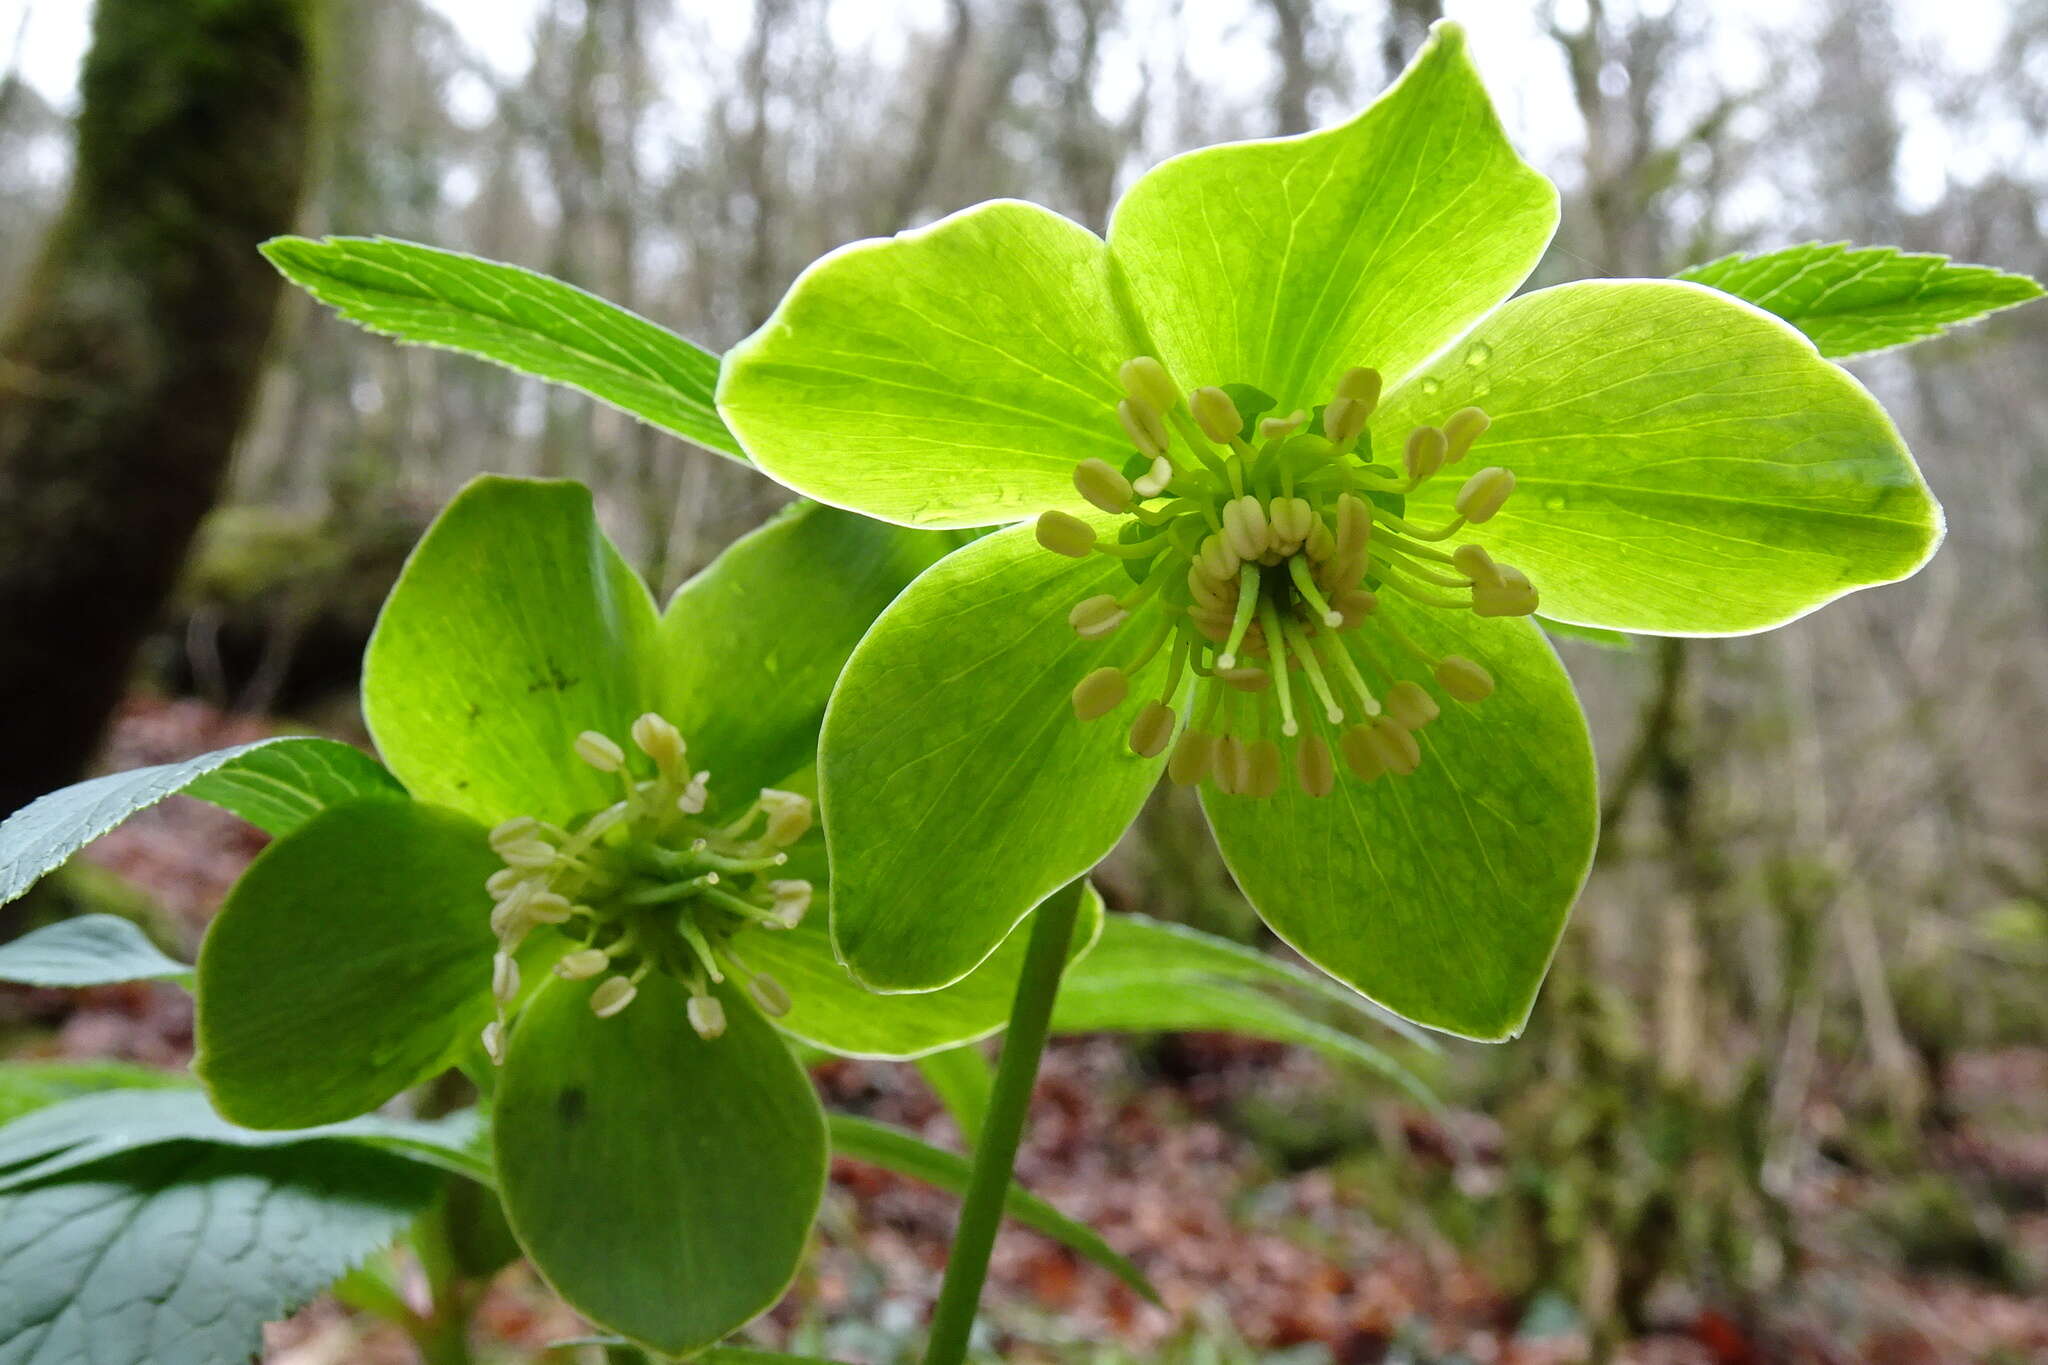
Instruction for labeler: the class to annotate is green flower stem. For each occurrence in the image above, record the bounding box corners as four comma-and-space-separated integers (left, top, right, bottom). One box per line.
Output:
921, 880, 1086, 1365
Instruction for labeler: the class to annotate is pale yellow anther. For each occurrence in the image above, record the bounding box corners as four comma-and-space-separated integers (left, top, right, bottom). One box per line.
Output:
554, 947, 611, 981
1472, 564, 1538, 618
1268, 497, 1314, 552
1334, 493, 1373, 557
1236, 740, 1269, 794
1454, 466, 1516, 523
1334, 366, 1383, 411
759, 790, 813, 846
1131, 455, 1175, 498
631, 713, 686, 770
1258, 409, 1308, 441
1295, 734, 1336, 798
1186, 568, 1231, 614
1116, 397, 1170, 459
1323, 396, 1369, 445
1191, 386, 1244, 444
526, 890, 574, 924
486, 867, 528, 897
1435, 656, 1495, 703
497, 838, 556, 870
677, 772, 710, 815
1036, 510, 1096, 558
489, 817, 543, 853
1383, 680, 1441, 731
1070, 594, 1129, 638
1222, 495, 1271, 562
574, 730, 626, 773
1443, 406, 1491, 463
1304, 519, 1336, 563
491, 951, 520, 1003
1197, 533, 1240, 582
687, 993, 728, 1039
1333, 587, 1378, 628
1451, 542, 1504, 587
1129, 701, 1176, 757
481, 1019, 506, 1065
1072, 666, 1129, 720
1168, 729, 1216, 786
1212, 736, 1249, 795
768, 879, 812, 929
590, 975, 638, 1019
1404, 426, 1448, 483
1367, 718, 1423, 775
1338, 725, 1385, 782
748, 973, 793, 1017
1119, 356, 1179, 413
490, 891, 534, 942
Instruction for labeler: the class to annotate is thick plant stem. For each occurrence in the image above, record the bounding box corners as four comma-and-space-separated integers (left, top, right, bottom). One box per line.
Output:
920, 880, 1085, 1365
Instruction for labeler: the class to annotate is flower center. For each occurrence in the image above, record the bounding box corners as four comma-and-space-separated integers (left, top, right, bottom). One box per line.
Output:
1037, 357, 1537, 798
476, 711, 814, 1060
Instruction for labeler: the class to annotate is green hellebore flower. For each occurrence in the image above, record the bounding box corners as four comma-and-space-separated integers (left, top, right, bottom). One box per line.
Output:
715, 24, 1942, 1041
176, 476, 1092, 1355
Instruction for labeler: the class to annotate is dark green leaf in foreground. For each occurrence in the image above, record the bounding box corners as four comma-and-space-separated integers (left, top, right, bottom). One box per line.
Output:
0, 916, 190, 989
0, 737, 400, 907
825, 1113, 1157, 1303
1677, 242, 2043, 360
264, 235, 744, 458
0, 1140, 437, 1365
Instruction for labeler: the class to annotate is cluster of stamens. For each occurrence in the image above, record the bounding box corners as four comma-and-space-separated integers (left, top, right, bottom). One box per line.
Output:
1038, 357, 1538, 798
479, 711, 814, 1060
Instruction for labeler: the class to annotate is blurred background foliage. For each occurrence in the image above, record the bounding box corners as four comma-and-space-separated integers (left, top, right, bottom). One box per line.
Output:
1, 0, 2045, 1360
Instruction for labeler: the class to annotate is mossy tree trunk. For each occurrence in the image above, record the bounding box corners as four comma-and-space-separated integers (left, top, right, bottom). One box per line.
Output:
0, 0, 315, 818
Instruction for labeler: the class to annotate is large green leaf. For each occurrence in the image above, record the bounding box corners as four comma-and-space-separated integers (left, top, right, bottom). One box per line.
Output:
0, 737, 401, 907
1059, 913, 1439, 1053
1109, 21, 1555, 409
0, 1089, 489, 1191
718, 199, 1144, 528
0, 1062, 188, 1129
1202, 606, 1596, 1041
825, 1113, 1157, 1303
263, 235, 743, 459
1677, 242, 2043, 360
363, 476, 658, 829
195, 799, 500, 1129
1377, 279, 1941, 636
820, 524, 1172, 992
751, 880, 1104, 1059
0, 1140, 437, 1365
0, 916, 190, 989
494, 974, 827, 1357
658, 501, 955, 803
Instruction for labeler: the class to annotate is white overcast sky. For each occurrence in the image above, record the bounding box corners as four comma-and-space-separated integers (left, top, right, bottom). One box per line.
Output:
0, 0, 2025, 217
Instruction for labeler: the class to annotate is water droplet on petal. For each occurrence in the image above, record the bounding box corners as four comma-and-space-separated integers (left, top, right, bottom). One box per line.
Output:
1542, 492, 1568, 513
1420, 377, 1442, 396
1465, 342, 1493, 367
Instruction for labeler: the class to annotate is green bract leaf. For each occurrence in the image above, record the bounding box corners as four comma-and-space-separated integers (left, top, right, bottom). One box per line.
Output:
658, 501, 954, 801
1109, 21, 1555, 405
914, 1047, 994, 1144
0, 915, 190, 989
195, 798, 500, 1129
494, 974, 827, 1357
0, 737, 401, 907
0, 1140, 437, 1365
825, 1114, 1157, 1303
364, 476, 658, 828
1202, 607, 1596, 1041
821, 524, 1173, 992
263, 235, 743, 459
751, 879, 1104, 1058
1536, 617, 1635, 651
1379, 279, 1941, 636
718, 200, 1143, 527
1677, 242, 2044, 360
0, 1089, 489, 1191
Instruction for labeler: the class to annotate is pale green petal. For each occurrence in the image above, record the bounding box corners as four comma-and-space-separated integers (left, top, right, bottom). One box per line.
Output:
1109, 21, 1555, 408
1378, 279, 1941, 635
1202, 602, 1596, 1042
718, 200, 1144, 528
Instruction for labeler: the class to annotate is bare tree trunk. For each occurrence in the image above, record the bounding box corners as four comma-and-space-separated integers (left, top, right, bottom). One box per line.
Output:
0, 0, 316, 818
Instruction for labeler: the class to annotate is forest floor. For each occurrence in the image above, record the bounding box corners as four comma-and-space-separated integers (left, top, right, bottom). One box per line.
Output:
4, 696, 2044, 1365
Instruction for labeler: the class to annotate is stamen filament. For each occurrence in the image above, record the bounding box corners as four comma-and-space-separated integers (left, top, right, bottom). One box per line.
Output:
1257, 596, 1299, 737
1285, 620, 1345, 724
1217, 563, 1261, 670
1286, 555, 1343, 626
1377, 559, 1475, 609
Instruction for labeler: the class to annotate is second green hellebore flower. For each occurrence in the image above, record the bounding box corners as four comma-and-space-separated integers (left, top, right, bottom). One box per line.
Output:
715, 24, 1941, 1040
